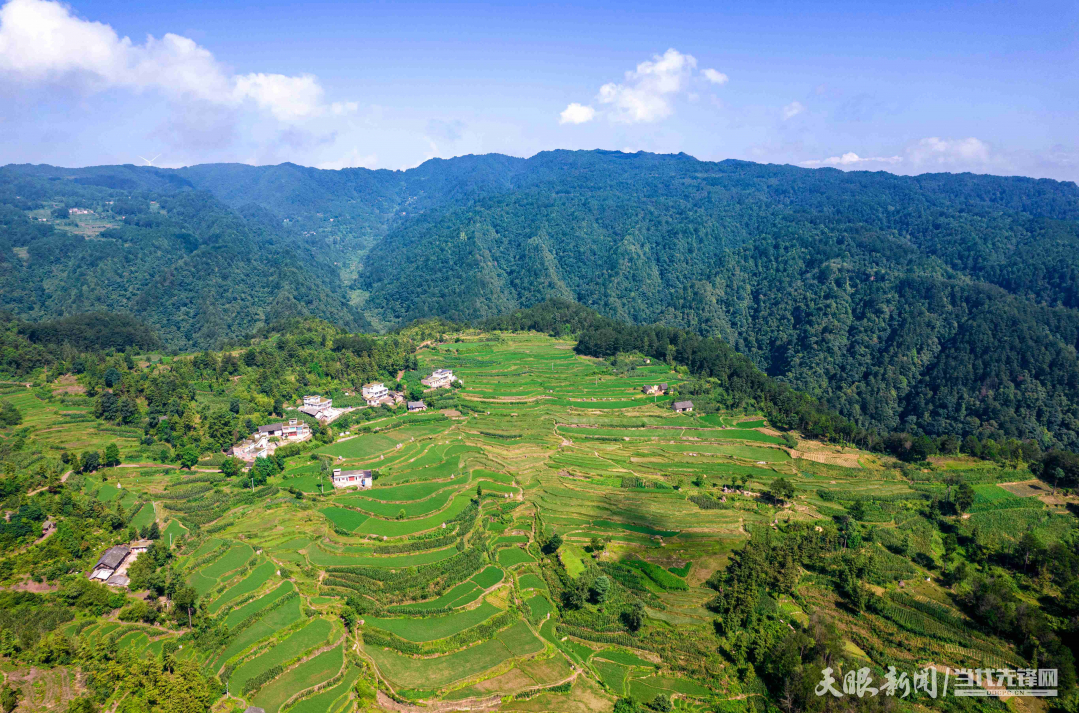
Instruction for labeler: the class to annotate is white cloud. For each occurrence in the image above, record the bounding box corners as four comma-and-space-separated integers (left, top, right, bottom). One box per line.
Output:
702, 68, 728, 85
563, 48, 721, 126
906, 137, 990, 167
559, 102, 595, 125
801, 138, 993, 172
782, 101, 805, 120
801, 152, 902, 167
0, 0, 353, 122
598, 48, 697, 123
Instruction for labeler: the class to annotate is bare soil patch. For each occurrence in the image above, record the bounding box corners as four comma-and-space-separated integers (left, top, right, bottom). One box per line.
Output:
999, 480, 1049, 497
791, 450, 862, 468
51, 374, 85, 394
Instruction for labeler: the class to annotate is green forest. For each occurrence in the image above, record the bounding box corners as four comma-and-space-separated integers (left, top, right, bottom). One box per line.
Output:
4, 151, 1079, 452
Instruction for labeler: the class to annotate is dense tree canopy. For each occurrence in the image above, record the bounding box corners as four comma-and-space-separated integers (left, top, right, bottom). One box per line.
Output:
5, 151, 1079, 449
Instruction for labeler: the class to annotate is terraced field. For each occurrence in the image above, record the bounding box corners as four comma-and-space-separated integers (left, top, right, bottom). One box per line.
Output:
43, 331, 1056, 713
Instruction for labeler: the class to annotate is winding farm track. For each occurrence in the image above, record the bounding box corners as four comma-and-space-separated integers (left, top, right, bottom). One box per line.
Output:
26, 470, 72, 497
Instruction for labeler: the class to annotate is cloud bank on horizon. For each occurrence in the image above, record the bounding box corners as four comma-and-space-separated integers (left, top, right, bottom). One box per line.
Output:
0, 0, 1074, 181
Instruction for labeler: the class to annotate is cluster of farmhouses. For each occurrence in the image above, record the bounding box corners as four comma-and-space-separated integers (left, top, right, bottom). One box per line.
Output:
226, 370, 458, 464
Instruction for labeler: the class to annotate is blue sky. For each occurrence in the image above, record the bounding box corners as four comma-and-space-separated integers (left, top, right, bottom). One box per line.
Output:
0, 0, 1076, 180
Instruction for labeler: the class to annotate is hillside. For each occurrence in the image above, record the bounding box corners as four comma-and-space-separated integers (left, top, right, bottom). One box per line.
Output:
0, 319, 1075, 712
0, 172, 368, 350
5, 152, 1079, 448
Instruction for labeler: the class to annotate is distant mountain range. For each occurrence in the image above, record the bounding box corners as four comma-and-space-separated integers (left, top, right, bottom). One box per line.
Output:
4, 151, 1079, 447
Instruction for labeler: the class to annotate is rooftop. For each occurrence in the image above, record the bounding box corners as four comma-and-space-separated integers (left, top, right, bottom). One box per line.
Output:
95, 545, 130, 570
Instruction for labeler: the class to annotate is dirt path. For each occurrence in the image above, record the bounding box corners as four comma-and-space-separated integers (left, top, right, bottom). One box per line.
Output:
27, 469, 72, 497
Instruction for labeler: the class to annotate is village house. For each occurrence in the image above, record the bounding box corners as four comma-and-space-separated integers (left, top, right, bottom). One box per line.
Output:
229, 435, 270, 462
88, 539, 151, 588
421, 368, 457, 389
90, 545, 129, 582
642, 383, 669, 395
332, 468, 373, 490
230, 419, 310, 463
362, 382, 398, 407
303, 395, 332, 409
253, 418, 311, 441
300, 395, 333, 419
672, 400, 694, 413
407, 400, 427, 412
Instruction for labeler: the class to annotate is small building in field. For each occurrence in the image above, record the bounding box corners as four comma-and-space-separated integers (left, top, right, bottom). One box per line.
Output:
89, 541, 147, 588
642, 383, 669, 395
672, 400, 694, 413
332, 469, 373, 490
421, 369, 457, 389
407, 401, 427, 412
90, 545, 130, 581
130, 539, 153, 554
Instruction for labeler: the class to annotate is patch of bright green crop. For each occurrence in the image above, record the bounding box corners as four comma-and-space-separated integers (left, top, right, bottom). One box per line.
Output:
625, 557, 688, 591
386, 581, 482, 612
229, 617, 334, 693
471, 566, 504, 589
497, 548, 536, 567
308, 545, 458, 568
353, 495, 472, 537
320, 507, 369, 533
560, 545, 587, 578
517, 573, 547, 591
594, 648, 655, 667
340, 486, 460, 518
367, 602, 499, 642
223, 582, 295, 629
525, 594, 552, 620
209, 560, 276, 614
252, 645, 344, 712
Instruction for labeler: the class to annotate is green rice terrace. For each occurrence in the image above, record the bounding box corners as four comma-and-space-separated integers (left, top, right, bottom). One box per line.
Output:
0, 325, 1077, 713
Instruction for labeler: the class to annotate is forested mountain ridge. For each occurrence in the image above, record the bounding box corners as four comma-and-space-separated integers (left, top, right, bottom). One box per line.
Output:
4, 151, 1079, 448
0, 171, 368, 350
